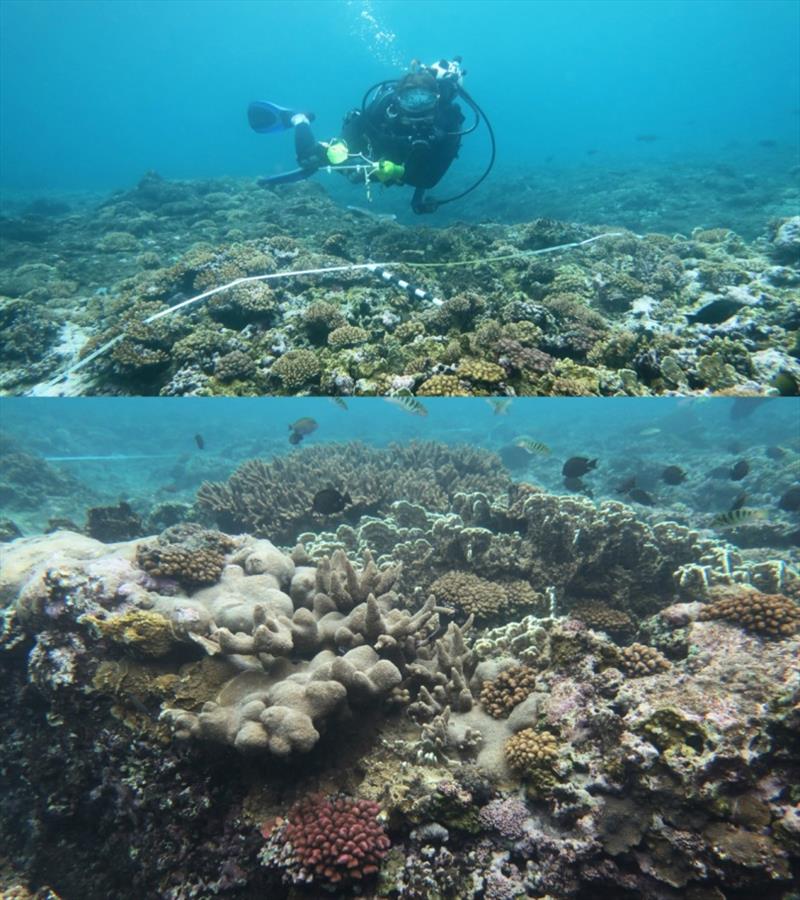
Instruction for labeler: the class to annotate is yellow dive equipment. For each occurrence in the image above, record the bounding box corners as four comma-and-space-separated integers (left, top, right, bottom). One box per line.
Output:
375, 159, 405, 183
325, 140, 350, 165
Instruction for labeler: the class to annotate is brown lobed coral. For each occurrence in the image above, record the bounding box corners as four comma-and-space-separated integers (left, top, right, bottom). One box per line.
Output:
428, 571, 508, 623
570, 601, 635, 637
480, 665, 539, 718
504, 728, 559, 776
619, 642, 671, 677
698, 586, 800, 637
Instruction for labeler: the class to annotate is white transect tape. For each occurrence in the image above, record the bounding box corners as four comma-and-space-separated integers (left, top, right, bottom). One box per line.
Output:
44, 231, 628, 385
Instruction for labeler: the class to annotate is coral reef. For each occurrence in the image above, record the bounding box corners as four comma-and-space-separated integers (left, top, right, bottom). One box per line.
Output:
618, 642, 671, 676
7, 171, 797, 396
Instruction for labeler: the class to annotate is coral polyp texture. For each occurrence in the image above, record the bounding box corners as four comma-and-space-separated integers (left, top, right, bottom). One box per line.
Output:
697, 584, 800, 637
1, 467, 798, 898
260, 794, 390, 888
4, 174, 798, 396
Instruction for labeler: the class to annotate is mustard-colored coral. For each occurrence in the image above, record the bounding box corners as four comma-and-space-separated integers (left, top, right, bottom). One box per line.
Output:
457, 359, 505, 383
87, 609, 176, 657
505, 728, 559, 781
416, 374, 472, 396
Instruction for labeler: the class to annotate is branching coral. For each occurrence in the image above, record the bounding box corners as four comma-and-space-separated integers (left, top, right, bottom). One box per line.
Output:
197, 441, 509, 544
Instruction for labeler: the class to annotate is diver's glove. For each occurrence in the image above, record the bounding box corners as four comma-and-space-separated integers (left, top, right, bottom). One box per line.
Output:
412, 195, 440, 214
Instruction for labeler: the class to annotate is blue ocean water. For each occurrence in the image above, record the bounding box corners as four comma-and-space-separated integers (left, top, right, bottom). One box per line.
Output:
1, 396, 798, 539
1, 0, 797, 194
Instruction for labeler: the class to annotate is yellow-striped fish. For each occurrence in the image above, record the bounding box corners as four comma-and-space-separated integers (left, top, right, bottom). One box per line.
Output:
711, 508, 766, 528
329, 397, 348, 410
384, 392, 428, 417
485, 398, 513, 416
514, 436, 551, 455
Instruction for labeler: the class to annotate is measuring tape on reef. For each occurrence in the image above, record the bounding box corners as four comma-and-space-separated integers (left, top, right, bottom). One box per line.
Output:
42, 231, 628, 387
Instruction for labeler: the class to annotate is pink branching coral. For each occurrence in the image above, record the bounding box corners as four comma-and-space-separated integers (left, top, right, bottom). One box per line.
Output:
261, 794, 390, 888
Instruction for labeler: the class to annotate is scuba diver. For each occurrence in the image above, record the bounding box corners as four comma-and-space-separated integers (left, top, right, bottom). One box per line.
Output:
248, 58, 495, 214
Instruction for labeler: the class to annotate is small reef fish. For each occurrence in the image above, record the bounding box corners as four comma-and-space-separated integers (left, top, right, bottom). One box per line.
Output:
329, 398, 348, 411
312, 488, 352, 515
289, 417, 319, 445
562, 457, 597, 478
385, 394, 428, 417
194, 433, 204, 450
628, 488, 656, 506
661, 465, 686, 485
778, 486, 800, 512
730, 460, 749, 481
513, 437, 551, 455
563, 476, 592, 497
485, 398, 513, 416
616, 476, 637, 494
711, 508, 766, 528
638, 428, 661, 437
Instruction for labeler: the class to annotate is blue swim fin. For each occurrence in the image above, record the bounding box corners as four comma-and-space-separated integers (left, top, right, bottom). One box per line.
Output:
257, 168, 318, 186
248, 100, 296, 134
248, 100, 315, 134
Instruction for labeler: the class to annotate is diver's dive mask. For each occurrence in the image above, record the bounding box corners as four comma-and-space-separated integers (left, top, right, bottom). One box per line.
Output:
392, 71, 439, 119
395, 86, 438, 115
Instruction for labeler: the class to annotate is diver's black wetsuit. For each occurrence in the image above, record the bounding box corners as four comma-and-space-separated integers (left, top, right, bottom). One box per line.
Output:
294, 83, 465, 213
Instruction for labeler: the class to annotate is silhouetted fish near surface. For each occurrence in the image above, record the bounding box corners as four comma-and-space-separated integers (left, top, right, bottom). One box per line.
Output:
562, 457, 597, 478
730, 398, 768, 419
730, 460, 749, 481
486, 398, 513, 416
628, 488, 656, 506
329, 397, 348, 410
289, 418, 318, 445
194, 434, 204, 450
662, 466, 686, 485
384, 394, 428, 416
312, 488, 352, 515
